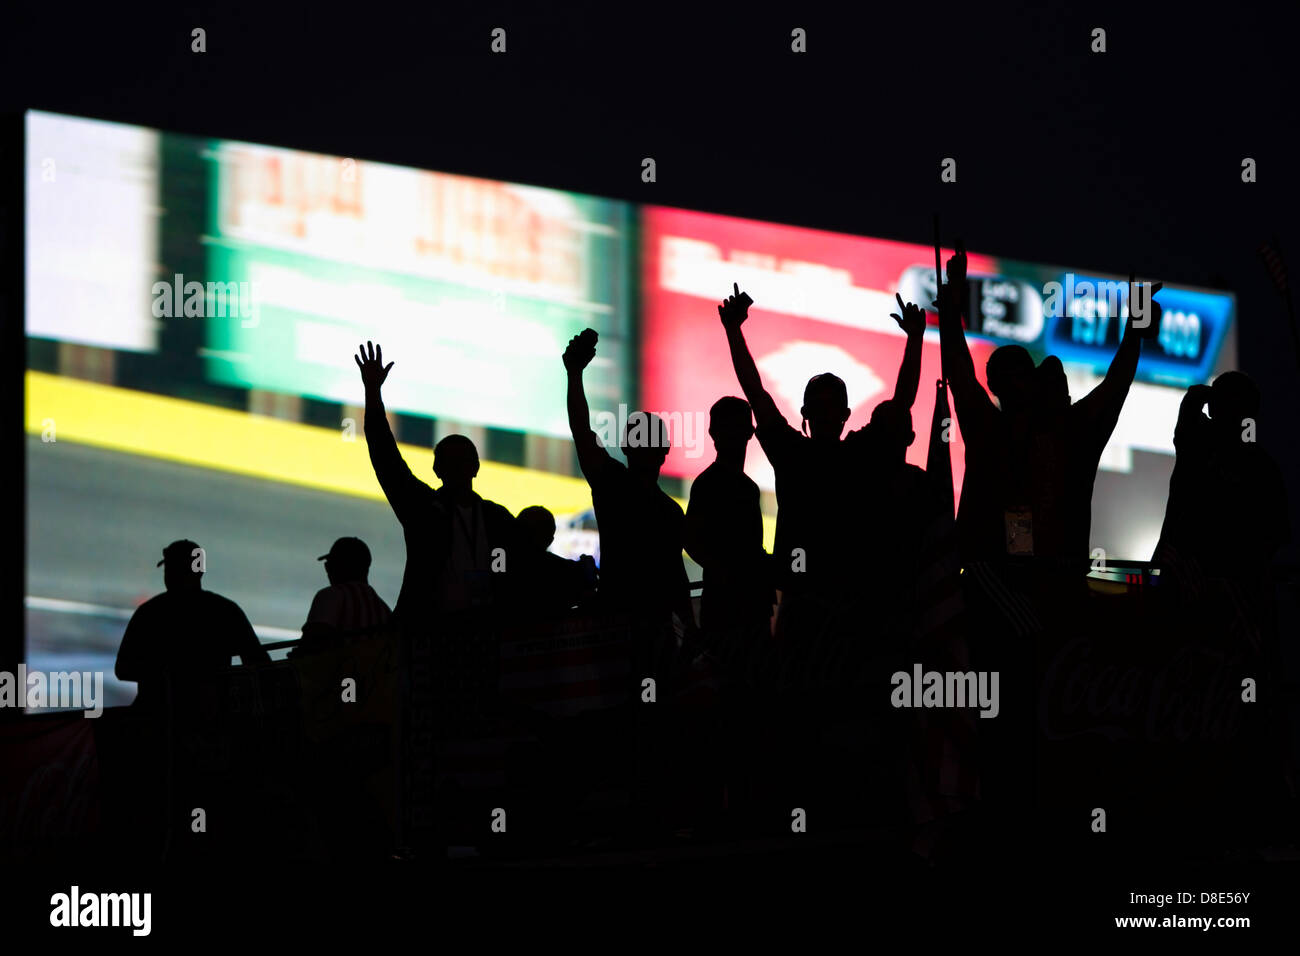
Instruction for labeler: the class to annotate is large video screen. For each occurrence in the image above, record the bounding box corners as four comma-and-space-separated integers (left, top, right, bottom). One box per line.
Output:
24, 111, 633, 707
25, 113, 162, 351
25, 111, 1237, 708
640, 206, 1237, 561
203, 144, 633, 439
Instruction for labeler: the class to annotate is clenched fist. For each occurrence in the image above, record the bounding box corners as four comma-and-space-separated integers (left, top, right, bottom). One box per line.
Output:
563, 328, 599, 372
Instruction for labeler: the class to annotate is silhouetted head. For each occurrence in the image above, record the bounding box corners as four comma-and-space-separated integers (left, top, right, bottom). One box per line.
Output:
986, 345, 1036, 411
434, 434, 480, 496
709, 396, 754, 458
157, 539, 203, 593
801, 373, 851, 440
868, 399, 915, 462
517, 505, 557, 552
620, 411, 670, 477
1033, 355, 1070, 412
1210, 371, 1260, 443
317, 536, 371, 586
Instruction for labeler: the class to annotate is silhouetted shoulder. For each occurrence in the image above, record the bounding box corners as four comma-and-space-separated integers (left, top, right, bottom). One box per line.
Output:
132, 592, 168, 615
899, 461, 926, 482
754, 417, 802, 463
843, 422, 875, 445
689, 462, 735, 492
587, 448, 628, 488
306, 585, 339, 619
201, 591, 251, 620
696, 465, 762, 499
734, 469, 761, 495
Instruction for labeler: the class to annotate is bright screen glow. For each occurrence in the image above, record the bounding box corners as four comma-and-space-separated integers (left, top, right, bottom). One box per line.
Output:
24, 111, 1237, 707
640, 206, 1237, 560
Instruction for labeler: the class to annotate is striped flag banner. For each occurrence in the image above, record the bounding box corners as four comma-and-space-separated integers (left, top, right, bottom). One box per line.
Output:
1258, 238, 1289, 295
498, 617, 635, 717
434, 734, 537, 790
1258, 236, 1300, 369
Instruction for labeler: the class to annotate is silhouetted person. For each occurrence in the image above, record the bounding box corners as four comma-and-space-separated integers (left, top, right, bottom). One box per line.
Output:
115, 539, 270, 712
512, 505, 598, 614
355, 341, 516, 627
937, 248, 1161, 573
719, 283, 926, 634
683, 396, 773, 635
1153, 372, 1294, 848
1155, 371, 1291, 580
863, 397, 933, 596
562, 328, 696, 634
292, 536, 393, 658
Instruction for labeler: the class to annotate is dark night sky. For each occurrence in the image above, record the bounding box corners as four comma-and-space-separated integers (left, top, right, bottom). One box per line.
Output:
5, 0, 1299, 554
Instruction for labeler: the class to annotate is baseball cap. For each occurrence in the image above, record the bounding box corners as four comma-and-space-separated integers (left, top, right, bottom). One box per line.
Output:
318, 536, 371, 570
157, 539, 202, 567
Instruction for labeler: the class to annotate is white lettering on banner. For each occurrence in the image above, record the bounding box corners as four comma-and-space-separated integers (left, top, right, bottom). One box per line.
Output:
659, 236, 902, 331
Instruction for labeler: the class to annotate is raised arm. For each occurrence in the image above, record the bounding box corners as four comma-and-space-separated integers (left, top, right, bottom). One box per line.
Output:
1075, 276, 1162, 439
563, 329, 612, 482
889, 293, 926, 410
720, 284, 783, 429
355, 341, 428, 524
1172, 383, 1213, 451
935, 245, 996, 425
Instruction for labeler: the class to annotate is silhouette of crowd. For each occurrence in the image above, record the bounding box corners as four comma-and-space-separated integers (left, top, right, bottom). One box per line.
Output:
111, 243, 1296, 865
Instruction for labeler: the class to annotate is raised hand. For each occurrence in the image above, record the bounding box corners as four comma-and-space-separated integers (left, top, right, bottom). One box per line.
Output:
718, 282, 754, 330
1127, 272, 1164, 339
890, 292, 926, 337
932, 243, 968, 317
946, 242, 967, 289
1186, 383, 1214, 410
355, 341, 393, 389
563, 328, 599, 372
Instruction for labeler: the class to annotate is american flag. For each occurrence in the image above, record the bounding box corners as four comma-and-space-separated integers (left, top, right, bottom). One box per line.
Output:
434, 734, 535, 790
1258, 236, 1300, 370
498, 615, 634, 718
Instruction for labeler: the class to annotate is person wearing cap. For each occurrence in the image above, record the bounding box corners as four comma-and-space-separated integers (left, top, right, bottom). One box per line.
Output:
293, 536, 393, 657
115, 539, 271, 711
